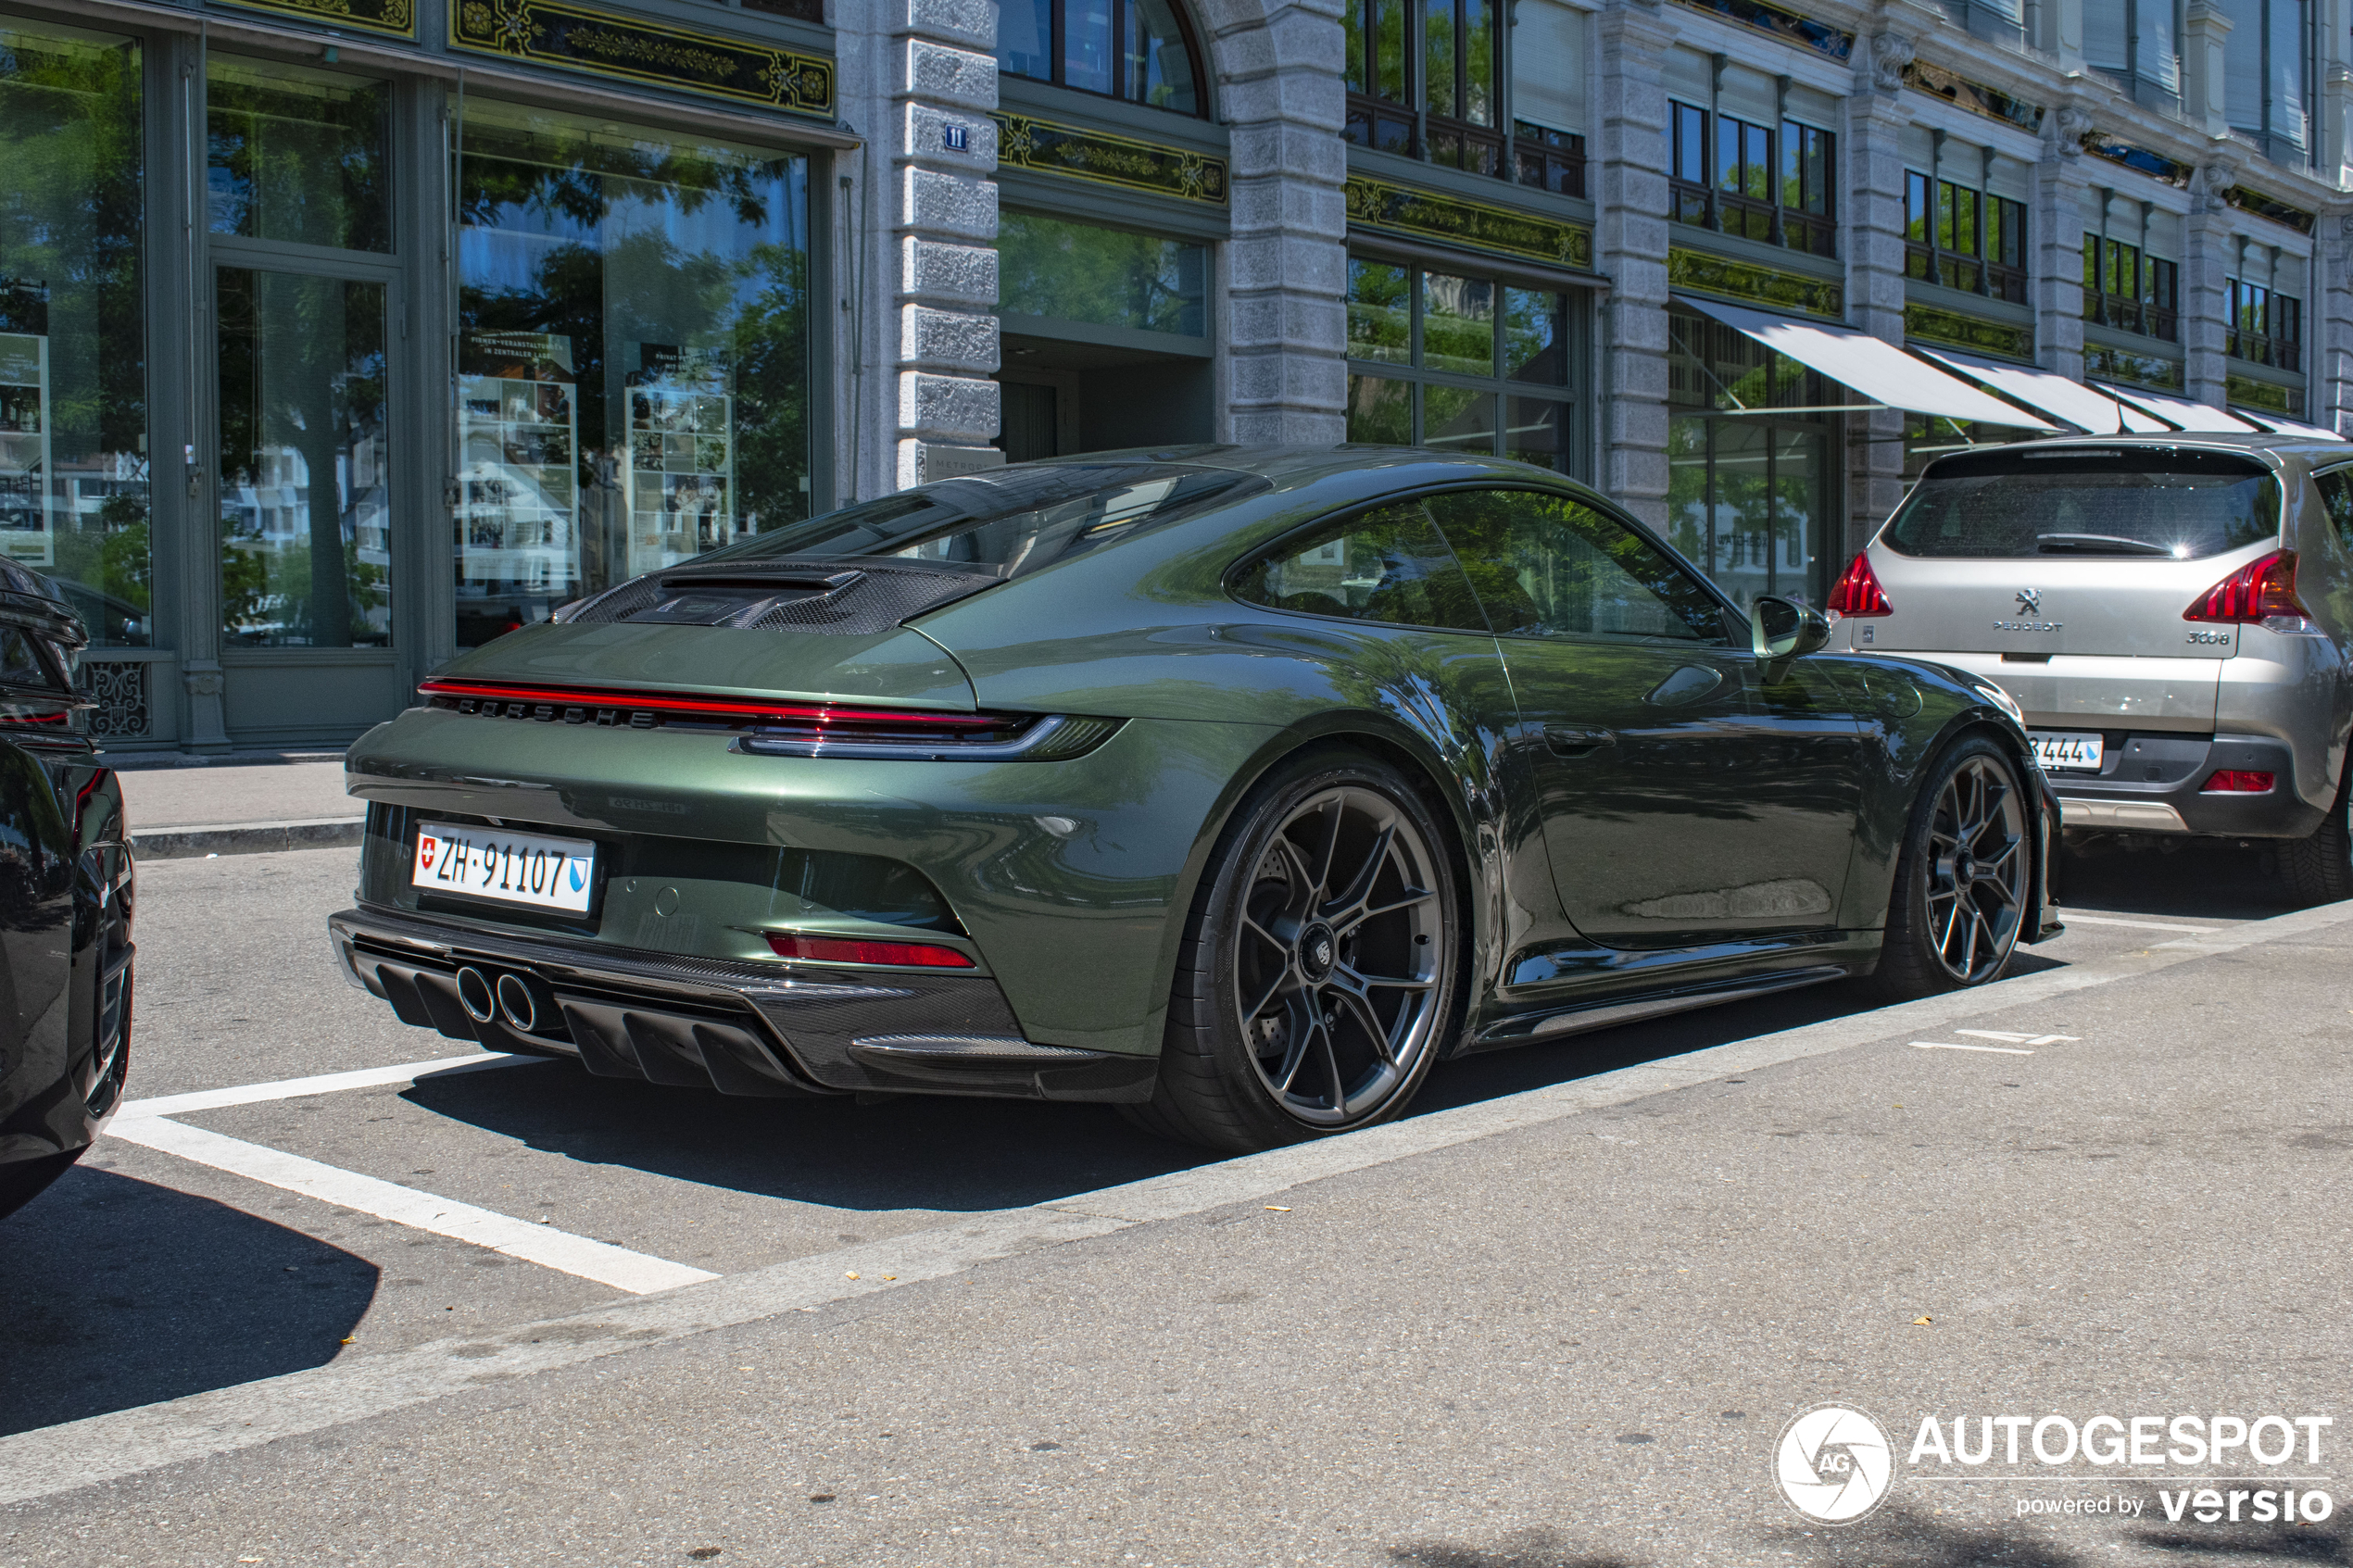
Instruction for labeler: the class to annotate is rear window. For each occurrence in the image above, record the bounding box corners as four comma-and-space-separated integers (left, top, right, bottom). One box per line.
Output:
698, 463, 1266, 577
1883, 447, 2279, 560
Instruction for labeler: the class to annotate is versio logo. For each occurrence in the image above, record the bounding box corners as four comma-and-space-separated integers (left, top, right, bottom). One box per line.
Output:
1777, 1405, 1896, 1524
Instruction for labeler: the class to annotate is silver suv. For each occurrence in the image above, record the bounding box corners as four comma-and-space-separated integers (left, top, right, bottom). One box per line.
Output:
1829, 433, 2353, 899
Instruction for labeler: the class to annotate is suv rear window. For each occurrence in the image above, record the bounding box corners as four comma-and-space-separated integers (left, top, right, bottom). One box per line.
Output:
699, 463, 1266, 577
1883, 447, 2279, 560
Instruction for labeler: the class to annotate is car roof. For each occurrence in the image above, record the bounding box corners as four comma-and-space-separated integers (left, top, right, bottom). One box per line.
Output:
1923, 430, 2349, 480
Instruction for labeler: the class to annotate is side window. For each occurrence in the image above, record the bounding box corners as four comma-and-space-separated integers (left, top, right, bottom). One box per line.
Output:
1427, 488, 1729, 643
2314, 468, 2353, 556
1231, 499, 1490, 632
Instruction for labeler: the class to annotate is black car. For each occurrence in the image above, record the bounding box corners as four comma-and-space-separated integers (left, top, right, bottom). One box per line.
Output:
0, 561, 132, 1220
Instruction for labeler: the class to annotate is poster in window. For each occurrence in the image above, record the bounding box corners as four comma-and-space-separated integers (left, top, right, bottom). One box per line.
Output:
456, 330, 580, 602
0, 332, 53, 566
624, 343, 736, 577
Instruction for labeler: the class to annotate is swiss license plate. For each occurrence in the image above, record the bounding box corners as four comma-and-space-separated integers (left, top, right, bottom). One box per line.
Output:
2029, 731, 2105, 773
412, 821, 596, 912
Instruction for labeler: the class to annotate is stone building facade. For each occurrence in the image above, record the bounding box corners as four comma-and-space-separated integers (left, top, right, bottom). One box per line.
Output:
1, 0, 2345, 745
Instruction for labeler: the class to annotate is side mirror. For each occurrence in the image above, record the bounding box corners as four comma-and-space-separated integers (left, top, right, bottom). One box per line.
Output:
1751, 595, 1831, 684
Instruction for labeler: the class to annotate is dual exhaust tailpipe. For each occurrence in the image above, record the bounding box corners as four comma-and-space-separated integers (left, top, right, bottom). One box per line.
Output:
455, 965, 552, 1035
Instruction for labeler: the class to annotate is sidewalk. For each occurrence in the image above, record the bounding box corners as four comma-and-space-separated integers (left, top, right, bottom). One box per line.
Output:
112, 753, 361, 859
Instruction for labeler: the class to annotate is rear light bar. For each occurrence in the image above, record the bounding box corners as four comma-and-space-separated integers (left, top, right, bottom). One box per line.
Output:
765, 932, 975, 968
1825, 552, 1893, 618
418, 676, 1009, 734
416, 676, 1124, 761
2183, 550, 2309, 627
2200, 770, 2275, 794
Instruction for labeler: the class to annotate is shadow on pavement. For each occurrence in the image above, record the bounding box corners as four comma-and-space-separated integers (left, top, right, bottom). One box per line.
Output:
0, 1165, 375, 1435
2059, 838, 2304, 922
1388, 1527, 1643, 1566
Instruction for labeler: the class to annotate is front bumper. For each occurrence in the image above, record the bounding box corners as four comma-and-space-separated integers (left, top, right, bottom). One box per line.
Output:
2047, 734, 2323, 839
330, 907, 1156, 1103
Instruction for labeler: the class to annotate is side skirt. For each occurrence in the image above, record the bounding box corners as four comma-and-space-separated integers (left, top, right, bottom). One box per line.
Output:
1456, 964, 1854, 1055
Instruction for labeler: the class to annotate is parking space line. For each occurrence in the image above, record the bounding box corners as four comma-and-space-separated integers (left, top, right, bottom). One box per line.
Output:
113, 1052, 527, 1122
1911, 1040, 2034, 1054
2057, 914, 2221, 934
106, 1116, 718, 1296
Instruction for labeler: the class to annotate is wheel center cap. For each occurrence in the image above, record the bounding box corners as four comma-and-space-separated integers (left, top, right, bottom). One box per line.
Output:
1298, 922, 1338, 982
1955, 851, 1976, 887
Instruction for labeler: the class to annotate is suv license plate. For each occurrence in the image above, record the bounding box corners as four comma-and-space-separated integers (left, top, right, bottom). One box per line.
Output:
2030, 731, 2105, 773
412, 822, 596, 913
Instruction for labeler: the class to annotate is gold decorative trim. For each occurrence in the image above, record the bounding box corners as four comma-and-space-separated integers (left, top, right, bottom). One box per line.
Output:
1667, 247, 1842, 319
217, 0, 417, 38
993, 114, 1227, 205
452, 0, 834, 119
1345, 176, 1592, 270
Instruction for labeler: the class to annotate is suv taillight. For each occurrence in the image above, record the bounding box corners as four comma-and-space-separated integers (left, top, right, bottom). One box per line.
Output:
1826, 553, 1893, 617
2184, 550, 2309, 625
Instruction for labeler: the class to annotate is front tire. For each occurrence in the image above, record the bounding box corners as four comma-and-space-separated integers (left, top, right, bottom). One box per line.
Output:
2280, 765, 2353, 905
1869, 734, 2030, 1000
1129, 750, 1464, 1154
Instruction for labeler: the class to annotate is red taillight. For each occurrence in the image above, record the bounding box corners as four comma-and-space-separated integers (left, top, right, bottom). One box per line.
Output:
2200, 770, 2275, 793
1826, 553, 1893, 617
2183, 550, 2307, 624
416, 676, 1009, 734
764, 933, 975, 969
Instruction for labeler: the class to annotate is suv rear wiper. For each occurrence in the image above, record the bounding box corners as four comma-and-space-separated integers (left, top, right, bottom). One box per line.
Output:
2034, 533, 2176, 556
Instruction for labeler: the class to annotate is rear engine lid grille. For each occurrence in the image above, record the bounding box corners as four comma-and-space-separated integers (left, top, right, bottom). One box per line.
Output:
558, 558, 1006, 634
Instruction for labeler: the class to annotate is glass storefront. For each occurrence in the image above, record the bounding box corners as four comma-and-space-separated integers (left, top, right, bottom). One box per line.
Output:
1665, 305, 1831, 609
0, 19, 149, 646
998, 210, 1207, 335
456, 103, 812, 647
1343, 256, 1581, 473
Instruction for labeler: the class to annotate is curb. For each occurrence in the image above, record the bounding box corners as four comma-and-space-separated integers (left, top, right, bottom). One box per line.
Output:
127, 817, 366, 860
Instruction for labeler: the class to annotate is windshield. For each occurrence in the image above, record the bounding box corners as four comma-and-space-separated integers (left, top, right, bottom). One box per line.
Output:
698, 463, 1266, 576
1883, 448, 2279, 560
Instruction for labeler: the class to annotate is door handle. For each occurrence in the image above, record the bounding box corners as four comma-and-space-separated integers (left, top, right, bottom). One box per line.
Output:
1544, 726, 1616, 757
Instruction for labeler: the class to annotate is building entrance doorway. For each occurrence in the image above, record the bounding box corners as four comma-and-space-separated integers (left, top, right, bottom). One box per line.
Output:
995, 332, 1214, 462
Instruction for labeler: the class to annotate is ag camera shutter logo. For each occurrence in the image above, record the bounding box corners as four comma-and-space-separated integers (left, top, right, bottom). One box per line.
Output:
1776, 1404, 1896, 1524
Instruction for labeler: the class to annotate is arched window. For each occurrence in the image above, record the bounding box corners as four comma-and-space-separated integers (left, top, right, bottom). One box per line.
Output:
998, 0, 1205, 116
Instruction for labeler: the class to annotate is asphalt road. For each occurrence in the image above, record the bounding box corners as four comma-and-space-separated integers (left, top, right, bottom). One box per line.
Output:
0, 839, 2346, 1567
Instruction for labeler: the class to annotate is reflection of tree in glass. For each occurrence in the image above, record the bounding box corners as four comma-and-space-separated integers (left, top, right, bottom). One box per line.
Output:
1346, 259, 1410, 364
0, 27, 150, 645
998, 212, 1203, 336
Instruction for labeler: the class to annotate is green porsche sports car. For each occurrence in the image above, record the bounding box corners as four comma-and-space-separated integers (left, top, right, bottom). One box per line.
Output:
335, 447, 2060, 1152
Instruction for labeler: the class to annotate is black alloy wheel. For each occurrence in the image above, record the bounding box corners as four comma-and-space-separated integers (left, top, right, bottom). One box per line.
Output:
1872, 735, 2029, 997
1133, 752, 1462, 1153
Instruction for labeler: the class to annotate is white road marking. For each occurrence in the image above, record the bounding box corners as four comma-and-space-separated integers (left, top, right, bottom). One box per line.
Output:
106, 1116, 717, 1296
1911, 1040, 2035, 1054
114, 1052, 529, 1122
8, 894, 2352, 1510
2059, 914, 2221, 934
1955, 1030, 2079, 1046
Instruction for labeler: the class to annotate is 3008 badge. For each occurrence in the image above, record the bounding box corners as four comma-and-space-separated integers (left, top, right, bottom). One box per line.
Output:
410, 821, 598, 914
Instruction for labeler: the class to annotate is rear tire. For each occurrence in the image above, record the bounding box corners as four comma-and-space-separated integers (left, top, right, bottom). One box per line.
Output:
2280, 766, 2353, 905
1869, 734, 2030, 1001
1126, 749, 1465, 1154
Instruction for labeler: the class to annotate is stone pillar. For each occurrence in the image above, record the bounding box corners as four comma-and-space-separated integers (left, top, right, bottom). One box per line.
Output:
1206, 0, 1349, 443
875, 0, 1002, 491
2326, 68, 2353, 193
2183, 1, 2233, 140
2035, 106, 2093, 382
1592, 0, 1675, 529
2321, 216, 2353, 435
1844, 35, 1912, 556
2183, 163, 2237, 408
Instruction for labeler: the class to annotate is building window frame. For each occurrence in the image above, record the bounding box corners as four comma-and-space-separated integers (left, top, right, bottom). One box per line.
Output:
1342, 252, 1588, 479
2080, 200, 2180, 344
1902, 136, 2026, 303
1341, 0, 1588, 194
1667, 97, 1835, 258
2226, 271, 2302, 372
997, 0, 1213, 119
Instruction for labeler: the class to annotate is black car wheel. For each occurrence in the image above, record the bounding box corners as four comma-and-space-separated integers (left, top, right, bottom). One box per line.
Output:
1132, 750, 1463, 1153
2280, 767, 2353, 905
1871, 734, 2029, 998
